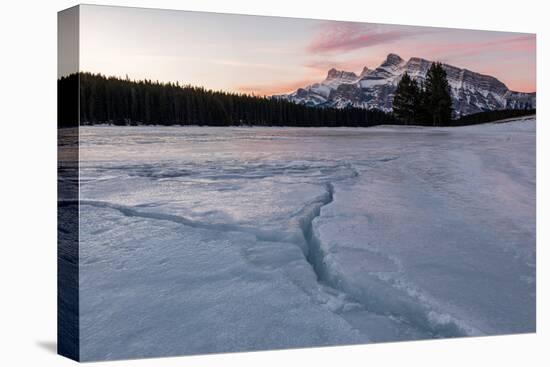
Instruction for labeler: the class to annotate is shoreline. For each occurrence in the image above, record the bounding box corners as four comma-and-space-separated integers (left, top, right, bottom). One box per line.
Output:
72, 114, 536, 130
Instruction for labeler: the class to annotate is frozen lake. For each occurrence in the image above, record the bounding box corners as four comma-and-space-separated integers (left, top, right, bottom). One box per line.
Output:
76, 117, 536, 361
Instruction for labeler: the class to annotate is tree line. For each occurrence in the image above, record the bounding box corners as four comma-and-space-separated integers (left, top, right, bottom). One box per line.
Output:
58, 71, 535, 128
58, 72, 396, 128
454, 108, 535, 125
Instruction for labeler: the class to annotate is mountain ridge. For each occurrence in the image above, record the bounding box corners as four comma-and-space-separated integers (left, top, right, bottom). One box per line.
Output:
277, 54, 536, 117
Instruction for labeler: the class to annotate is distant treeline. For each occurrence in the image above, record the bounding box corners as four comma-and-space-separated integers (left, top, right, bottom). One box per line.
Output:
454, 109, 536, 125
58, 73, 396, 128
58, 72, 535, 128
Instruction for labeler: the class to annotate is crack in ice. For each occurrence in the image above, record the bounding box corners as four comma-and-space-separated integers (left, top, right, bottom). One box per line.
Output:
78, 178, 480, 340
296, 183, 482, 339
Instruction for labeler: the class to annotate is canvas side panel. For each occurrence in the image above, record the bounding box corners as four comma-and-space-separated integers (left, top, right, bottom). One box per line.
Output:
57, 5, 80, 362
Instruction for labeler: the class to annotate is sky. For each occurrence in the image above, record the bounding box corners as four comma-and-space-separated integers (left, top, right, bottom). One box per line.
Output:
75, 5, 536, 95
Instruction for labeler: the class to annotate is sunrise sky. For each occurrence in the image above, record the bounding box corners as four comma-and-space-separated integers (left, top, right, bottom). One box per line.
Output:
75, 4, 536, 95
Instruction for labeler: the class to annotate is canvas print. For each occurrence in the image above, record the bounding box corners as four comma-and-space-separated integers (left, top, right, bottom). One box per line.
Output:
58, 4, 536, 362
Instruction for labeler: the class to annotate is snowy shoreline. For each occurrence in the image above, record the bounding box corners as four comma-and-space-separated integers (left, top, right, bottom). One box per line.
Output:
78, 114, 535, 130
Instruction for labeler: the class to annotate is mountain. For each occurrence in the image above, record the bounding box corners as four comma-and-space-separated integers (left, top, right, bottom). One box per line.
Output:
278, 53, 536, 117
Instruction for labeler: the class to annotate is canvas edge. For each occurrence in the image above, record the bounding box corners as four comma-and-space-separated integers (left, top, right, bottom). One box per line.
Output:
57, 4, 81, 362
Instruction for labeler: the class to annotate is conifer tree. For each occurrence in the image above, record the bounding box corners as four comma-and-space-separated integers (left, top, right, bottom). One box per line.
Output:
392, 72, 420, 124
423, 62, 453, 126
415, 80, 431, 125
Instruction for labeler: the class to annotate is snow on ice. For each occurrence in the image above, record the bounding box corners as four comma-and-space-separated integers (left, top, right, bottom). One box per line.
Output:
74, 116, 536, 361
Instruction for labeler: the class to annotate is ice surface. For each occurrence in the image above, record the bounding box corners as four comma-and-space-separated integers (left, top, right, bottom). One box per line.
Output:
77, 117, 536, 361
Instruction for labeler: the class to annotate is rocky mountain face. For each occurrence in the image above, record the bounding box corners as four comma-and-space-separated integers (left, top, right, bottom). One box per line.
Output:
278, 53, 536, 117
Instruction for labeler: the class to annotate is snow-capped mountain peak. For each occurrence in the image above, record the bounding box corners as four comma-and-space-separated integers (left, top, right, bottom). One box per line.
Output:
382, 53, 404, 67
279, 54, 536, 117
359, 66, 372, 78
326, 68, 358, 81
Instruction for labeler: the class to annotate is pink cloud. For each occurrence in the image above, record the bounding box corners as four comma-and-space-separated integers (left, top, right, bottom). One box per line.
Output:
417, 35, 535, 62
307, 22, 414, 54
407, 35, 536, 91
243, 26, 535, 95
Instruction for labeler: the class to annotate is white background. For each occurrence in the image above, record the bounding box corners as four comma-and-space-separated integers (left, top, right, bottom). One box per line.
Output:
0, 0, 547, 365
